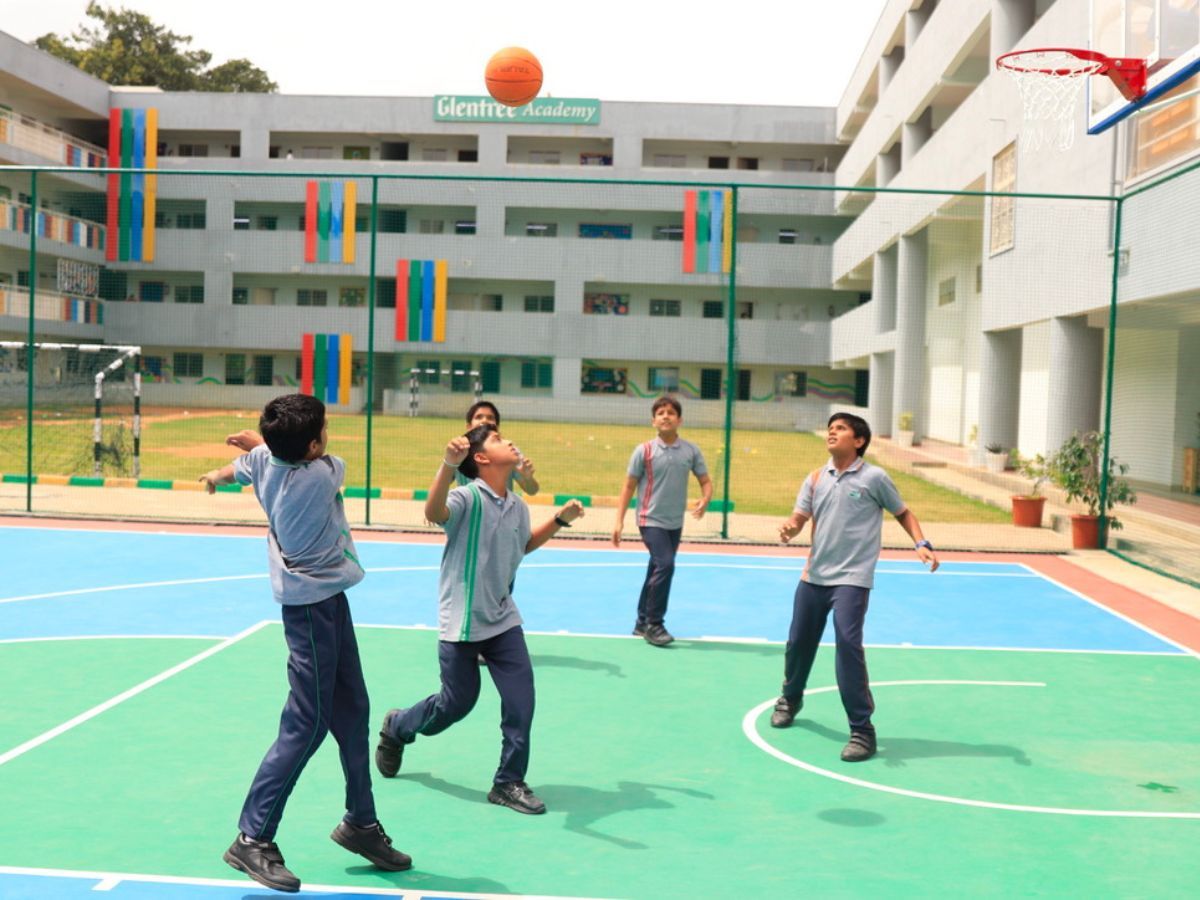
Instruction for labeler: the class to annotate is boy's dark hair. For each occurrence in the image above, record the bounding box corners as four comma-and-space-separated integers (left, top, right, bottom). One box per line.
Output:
829, 412, 871, 457
260, 393, 326, 463
458, 423, 496, 481
651, 395, 682, 417
465, 400, 500, 427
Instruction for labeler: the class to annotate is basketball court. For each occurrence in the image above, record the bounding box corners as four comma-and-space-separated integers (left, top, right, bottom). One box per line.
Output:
1, 520, 1197, 898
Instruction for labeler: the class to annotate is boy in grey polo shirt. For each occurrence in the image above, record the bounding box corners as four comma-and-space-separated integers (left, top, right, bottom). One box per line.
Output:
772, 412, 939, 762
375, 423, 584, 815
612, 396, 713, 647
199, 393, 411, 893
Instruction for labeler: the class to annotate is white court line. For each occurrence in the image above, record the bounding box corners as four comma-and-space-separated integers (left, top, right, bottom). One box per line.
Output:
0, 864, 607, 899
0, 634, 225, 644
1017, 562, 1200, 661
0, 621, 269, 769
0, 573, 266, 605
743, 681, 1200, 819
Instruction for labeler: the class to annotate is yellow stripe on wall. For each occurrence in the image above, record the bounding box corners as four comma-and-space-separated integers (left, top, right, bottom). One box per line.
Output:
343, 180, 356, 263
339, 332, 353, 406
722, 189, 733, 273
433, 259, 448, 342
142, 108, 158, 262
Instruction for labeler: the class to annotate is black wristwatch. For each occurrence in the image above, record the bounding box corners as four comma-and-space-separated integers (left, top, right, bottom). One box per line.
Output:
915, 540, 933, 551
554, 514, 572, 528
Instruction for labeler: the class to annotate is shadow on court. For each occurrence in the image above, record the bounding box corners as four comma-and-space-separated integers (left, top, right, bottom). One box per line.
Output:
332, 868, 511, 896
797, 719, 1031, 768
528, 653, 626, 678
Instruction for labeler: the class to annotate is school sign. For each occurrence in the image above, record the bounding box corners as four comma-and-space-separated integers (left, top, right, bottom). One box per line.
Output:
434, 95, 601, 125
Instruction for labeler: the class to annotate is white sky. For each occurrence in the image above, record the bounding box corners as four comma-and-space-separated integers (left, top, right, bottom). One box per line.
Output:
5, 0, 889, 107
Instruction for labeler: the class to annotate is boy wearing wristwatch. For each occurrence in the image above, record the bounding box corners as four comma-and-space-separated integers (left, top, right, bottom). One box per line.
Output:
375, 423, 583, 815
773, 413, 939, 763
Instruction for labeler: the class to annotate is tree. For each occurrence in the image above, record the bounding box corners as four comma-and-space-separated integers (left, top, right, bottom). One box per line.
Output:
33, 3, 277, 93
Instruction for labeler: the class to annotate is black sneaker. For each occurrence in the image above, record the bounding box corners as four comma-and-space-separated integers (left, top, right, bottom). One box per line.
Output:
643, 623, 674, 647
223, 833, 300, 893
488, 780, 547, 815
331, 820, 412, 871
840, 731, 877, 762
375, 709, 406, 778
770, 696, 802, 728
632, 622, 647, 637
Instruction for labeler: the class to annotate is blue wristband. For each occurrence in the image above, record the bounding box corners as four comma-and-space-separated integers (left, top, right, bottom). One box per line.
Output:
915, 540, 933, 551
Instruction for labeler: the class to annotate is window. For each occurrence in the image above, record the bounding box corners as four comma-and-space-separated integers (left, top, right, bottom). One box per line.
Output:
450, 361, 474, 393
379, 209, 406, 233
700, 368, 722, 400
708, 156, 729, 169
736, 301, 753, 320
178, 212, 205, 229
421, 148, 448, 161
529, 150, 560, 165
854, 370, 870, 407
177, 144, 208, 157
702, 300, 724, 319
251, 287, 276, 306
175, 285, 204, 304
649, 299, 681, 317
257, 216, 277, 231
524, 295, 554, 313
339, 287, 365, 308
232, 287, 248, 305
580, 152, 612, 166
343, 146, 370, 160
526, 222, 557, 237
648, 367, 680, 392
976, 264, 983, 293
778, 229, 798, 244
774, 371, 807, 397
579, 223, 632, 239
519, 361, 552, 389
653, 225, 683, 241
485, 294, 503, 311
415, 359, 439, 385
142, 356, 164, 379
938, 276, 957, 307
653, 154, 686, 167
737, 157, 759, 170
297, 289, 328, 307
583, 293, 628, 315
990, 142, 1016, 254
173, 352, 203, 378
581, 365, 627, 394
225, 354, 246, 385
252, 355, 274, 386
419, 219, 445, 234
301, 147, 333, 159
139, 281, 166, 302
233, 216, 250, 230
454, 220, 476, 235
782, 158, 814, 172
458, 149, 478, 162
481, 361, 500, 393
736, 369, 751, 401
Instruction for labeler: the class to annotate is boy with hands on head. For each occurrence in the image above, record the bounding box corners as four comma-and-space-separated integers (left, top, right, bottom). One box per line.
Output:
375, 423, 584, 815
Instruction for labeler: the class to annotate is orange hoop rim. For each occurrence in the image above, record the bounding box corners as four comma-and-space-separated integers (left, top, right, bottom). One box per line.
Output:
996, 47, 1147, 100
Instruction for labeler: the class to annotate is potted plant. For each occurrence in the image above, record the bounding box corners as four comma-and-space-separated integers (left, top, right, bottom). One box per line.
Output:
1010, 453, 1049, 527
1048, 430, 1137, 549
896, 411, 915, 448
984, 442, 1008, 474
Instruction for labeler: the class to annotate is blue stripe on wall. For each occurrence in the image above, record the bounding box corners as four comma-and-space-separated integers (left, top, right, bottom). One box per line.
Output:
421, 259, 435, 341
329, 181, 343, 263
325, 334, 340, 404
708, 190, 723, 274
129, 109, 145, 262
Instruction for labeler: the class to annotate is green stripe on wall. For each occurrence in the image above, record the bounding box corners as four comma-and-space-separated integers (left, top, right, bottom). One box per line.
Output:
408, 260, 423, 341
317, 181, 330, 263
696, 190, 710, 274
119, 109, 133, 261
313, 333, 327, 399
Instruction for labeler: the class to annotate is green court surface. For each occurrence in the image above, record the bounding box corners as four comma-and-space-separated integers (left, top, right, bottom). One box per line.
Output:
1, 626, 1197, 897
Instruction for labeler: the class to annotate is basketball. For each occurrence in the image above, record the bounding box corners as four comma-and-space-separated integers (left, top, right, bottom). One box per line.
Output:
484, 47, 543, 107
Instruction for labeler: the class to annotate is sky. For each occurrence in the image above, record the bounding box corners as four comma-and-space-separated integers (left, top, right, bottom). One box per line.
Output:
5, 0, 890, 107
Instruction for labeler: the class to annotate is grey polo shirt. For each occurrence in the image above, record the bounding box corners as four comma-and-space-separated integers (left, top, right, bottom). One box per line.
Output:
233, 445, 364, 605
628, 437, 708, 530
795, 456, 906, 589
438, 478, 531, 642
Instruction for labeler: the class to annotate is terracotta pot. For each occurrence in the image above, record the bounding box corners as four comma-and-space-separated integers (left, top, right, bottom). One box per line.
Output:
1070, 514, 1101, 549
1011, 495, 1045, 528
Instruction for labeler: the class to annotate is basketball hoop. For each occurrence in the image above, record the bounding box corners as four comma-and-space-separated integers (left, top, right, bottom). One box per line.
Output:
996, 48, 1147, 151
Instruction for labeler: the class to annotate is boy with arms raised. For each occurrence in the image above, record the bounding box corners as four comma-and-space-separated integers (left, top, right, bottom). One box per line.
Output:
773, 412, 939, 762
199, 393, 410, 893
375, 423, 584, 814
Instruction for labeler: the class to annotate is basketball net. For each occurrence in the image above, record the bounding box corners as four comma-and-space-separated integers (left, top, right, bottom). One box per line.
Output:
998, 50, 1103, 152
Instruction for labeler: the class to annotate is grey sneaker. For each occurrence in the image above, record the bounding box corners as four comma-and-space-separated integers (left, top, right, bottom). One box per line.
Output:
770, 696, 802, 728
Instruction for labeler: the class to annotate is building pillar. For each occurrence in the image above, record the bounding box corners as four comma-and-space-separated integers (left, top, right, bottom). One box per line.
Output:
239, 128, 269, 160
873, 245, 897, 334
1045, 314, 1103, 453
892, 229, 927, 439
978, 328, 1022, 460
902, 108, 933, 167
991, 0, 1037, 59
478, 131, 507, 167
612, 134, 641, 172
552, 357, 581, 401
869, 352, 895, 437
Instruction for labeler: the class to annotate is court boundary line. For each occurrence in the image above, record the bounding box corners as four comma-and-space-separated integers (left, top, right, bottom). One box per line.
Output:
743, 683, 1200, 819
0, 621, 269, 769
0, 634, 226, 644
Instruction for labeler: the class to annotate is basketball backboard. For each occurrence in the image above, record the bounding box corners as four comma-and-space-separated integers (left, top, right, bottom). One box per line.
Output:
1089, 0, 1200, 133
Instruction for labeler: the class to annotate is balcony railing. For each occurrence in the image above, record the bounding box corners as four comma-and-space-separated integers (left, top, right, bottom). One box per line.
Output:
0, 286, 105, 325
0, 108, 107, 167
0, 199, 106, 250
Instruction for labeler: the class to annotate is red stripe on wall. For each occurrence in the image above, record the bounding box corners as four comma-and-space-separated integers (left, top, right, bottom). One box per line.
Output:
395, 259, 409, 342
681, 190, 697, 273
304, 181, 318, 263
106, 110, 121, 262
300, 333, 314, 395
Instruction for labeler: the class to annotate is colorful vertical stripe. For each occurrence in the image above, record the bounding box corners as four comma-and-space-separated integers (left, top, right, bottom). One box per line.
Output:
681, 189, 732, 274
394, 259, 448, 343
105, 107, 157, 262
304, 181, 357, 264
300, 333, 354, 405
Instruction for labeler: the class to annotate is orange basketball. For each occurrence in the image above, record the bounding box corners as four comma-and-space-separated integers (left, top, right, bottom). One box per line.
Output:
485, 47, 543, 107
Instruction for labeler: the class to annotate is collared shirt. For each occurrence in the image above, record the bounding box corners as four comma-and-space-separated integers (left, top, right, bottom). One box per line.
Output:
627, 437, 709, 530
438, 478, 531, 642
233, 444, 364, 605
795, 456, 906, 589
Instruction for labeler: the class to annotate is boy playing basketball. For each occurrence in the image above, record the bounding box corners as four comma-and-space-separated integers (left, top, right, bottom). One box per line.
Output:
199, 393, 411, 892
375, 423, 584, 814
772, 412, 939, 762
461, 400, 539, 495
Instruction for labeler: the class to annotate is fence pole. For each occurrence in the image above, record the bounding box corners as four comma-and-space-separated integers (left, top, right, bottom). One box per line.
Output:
25, 171, 38, 511
1098, 195, 1124, 549
720, 186, 738, 539
365, 176, 379, 525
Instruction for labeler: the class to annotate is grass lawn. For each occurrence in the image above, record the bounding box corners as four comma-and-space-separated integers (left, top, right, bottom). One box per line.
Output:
1, 408, 1007, 522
